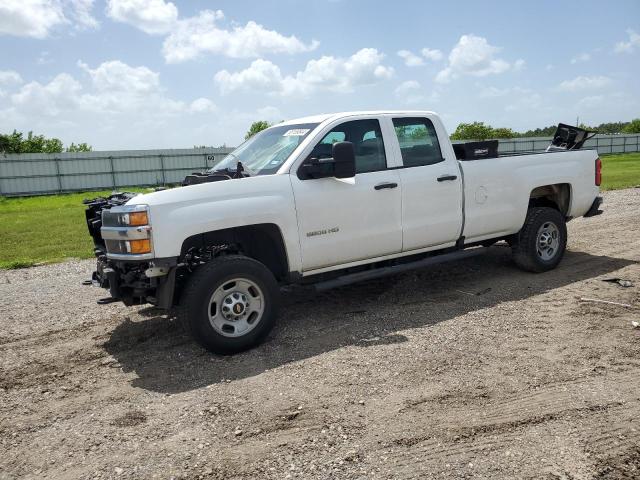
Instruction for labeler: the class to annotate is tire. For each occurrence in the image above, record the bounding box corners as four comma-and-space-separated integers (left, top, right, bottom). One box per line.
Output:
511, 207, 567, 273
178, 255, 280, 354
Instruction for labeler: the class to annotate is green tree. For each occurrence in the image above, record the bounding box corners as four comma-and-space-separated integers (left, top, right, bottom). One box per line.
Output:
0, 130, 91, 153
622, 119, 640, 134
450, 122, 494, 140
520, 125, 557, 137
0, 130, 25, 153
66, 142, 92, 152
595, 121, 626, 134
244, 121, 270, 140
491, 127, 517, 139
43, 138, 64, 153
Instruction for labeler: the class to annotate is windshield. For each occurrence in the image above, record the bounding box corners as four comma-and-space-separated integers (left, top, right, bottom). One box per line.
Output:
212, 123, 319, 175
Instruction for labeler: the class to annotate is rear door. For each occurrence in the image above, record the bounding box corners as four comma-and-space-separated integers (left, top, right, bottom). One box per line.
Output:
390, 116, 463, 251
290, 118, 403, 272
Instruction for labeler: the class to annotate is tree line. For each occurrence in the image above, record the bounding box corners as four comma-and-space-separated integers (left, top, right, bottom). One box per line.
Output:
244, 118, 640, 143
0, 130, 92, 154
451, 118, 640, 140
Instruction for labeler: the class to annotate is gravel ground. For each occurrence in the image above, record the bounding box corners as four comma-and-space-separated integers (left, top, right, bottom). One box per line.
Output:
1, 188, 639, 480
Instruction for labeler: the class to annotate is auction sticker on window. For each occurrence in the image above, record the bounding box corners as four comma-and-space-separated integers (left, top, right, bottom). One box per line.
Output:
283, 129, 310, 136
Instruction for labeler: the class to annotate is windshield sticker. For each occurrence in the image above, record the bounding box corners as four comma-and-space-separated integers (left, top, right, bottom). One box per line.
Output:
283, 129, 310, 137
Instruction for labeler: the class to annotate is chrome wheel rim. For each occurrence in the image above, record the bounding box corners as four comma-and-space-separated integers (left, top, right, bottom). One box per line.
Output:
208, 278, 264, 338
536, 221, 560, 261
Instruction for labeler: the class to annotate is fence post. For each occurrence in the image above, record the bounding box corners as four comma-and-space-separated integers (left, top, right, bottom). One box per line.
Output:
596, 137, 599, 155
159, 154, 166, 185
54, 157, 62, 192
108, 155, 116, 188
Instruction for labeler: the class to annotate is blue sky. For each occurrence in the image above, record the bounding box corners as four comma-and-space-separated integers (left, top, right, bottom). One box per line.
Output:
1, 0, 639, 149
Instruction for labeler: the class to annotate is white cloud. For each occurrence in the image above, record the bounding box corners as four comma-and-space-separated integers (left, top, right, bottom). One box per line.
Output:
189, 97, 217, 114
421, 48, 443, 61
513, 59, 525, 71
0, 0, 66, 38
394, 80, 425, 104
0, 0, 97, 38
397, 50, 424, 67
214, 59, 284, 95
215, 48, 393, 96
79, 60, 160, 93
397, 47, 443, 66
557, 75, 612, 91
106, 0, 178, 35
1, 63, 234, 148
68, 0, 98, 29
577, 95, 605, 108
0, 71, 23, 86
614, 29, 640, 53
435, 34, 513, 83
570, 52, 591, 64
7, 61, 216, 120
37, 51, 53, 65
162, 10, 318, 62
11, 73, 83, 116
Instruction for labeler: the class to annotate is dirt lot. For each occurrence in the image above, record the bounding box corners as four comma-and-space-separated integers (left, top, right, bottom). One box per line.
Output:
1, 189, 639, 480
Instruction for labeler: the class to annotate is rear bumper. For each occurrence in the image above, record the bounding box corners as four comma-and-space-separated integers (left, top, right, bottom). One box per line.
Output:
584, 196, 603, 218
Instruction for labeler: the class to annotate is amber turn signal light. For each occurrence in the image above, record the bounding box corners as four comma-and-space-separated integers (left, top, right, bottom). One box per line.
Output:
128, 211, 149, 226
128, 239, 152, 254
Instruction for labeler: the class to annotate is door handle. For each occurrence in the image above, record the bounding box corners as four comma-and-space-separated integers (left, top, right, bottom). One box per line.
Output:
374, 182, 398, 190
437, 174, 458, 182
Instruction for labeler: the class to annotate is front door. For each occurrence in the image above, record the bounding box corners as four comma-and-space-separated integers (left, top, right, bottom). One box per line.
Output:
291, 118, 403, 272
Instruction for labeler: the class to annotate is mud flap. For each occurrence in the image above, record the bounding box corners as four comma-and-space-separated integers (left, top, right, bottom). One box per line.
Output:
584, 196, 603, 217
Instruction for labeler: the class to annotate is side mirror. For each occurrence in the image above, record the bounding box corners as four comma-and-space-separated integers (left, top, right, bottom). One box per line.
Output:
299, 141, 356, 180
331, 141, 356, 178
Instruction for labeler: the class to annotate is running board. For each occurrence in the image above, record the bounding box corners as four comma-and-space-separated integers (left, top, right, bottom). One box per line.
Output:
313, 247, 485, 291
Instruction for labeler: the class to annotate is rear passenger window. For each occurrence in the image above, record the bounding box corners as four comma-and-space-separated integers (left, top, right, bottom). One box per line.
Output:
310, 119, 387, 174
393, 117, 443, 167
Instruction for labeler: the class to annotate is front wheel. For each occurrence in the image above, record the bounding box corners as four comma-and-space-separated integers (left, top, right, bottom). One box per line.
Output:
511, 207, 567, 273
179, 255, 280, 354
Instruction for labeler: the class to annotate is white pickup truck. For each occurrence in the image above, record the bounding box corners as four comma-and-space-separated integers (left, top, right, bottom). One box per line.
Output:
84, 111, 603, 353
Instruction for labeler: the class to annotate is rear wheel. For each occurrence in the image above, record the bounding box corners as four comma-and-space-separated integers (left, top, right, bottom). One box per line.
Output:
511, 207, 567, 272
179, 255, 280, 354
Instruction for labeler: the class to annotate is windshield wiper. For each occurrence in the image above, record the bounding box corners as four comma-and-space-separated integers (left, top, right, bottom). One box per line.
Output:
211, 160, 252, 178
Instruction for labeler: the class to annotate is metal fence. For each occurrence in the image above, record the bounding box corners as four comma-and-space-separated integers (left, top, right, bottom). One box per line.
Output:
0, 147, 233, 196
486, 134, 640, 155
1, 134, 639, 197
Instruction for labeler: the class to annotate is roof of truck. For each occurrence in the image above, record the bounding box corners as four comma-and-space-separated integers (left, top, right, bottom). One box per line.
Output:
278, 110, 438, 126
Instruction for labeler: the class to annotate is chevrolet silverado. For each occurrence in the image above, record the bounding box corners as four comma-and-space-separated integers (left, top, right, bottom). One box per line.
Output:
84, 111, 603, 353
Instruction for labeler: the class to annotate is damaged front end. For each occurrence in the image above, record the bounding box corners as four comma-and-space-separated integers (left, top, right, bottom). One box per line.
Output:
83, 192, 176, 309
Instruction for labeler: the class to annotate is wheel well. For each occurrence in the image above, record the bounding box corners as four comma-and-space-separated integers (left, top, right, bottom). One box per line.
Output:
529, 183, 571, 216
180, 224, 289, 281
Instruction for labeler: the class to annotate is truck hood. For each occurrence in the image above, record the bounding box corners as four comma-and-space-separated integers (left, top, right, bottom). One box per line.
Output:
126, 174, 283, 208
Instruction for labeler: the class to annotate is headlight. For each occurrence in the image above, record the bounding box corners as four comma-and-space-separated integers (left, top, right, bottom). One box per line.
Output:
101, 205, 154, 258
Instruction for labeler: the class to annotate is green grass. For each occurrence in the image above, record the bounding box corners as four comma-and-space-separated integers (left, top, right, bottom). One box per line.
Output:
0, 152, 639, 269
600, 152, 640, 190
0, 189, 147, 269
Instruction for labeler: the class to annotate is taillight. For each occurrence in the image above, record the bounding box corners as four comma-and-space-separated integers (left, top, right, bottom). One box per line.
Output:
595, 157, 602, 186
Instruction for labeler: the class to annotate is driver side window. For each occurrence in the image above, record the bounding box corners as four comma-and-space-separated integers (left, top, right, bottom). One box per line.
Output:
310, 119, 387, 174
